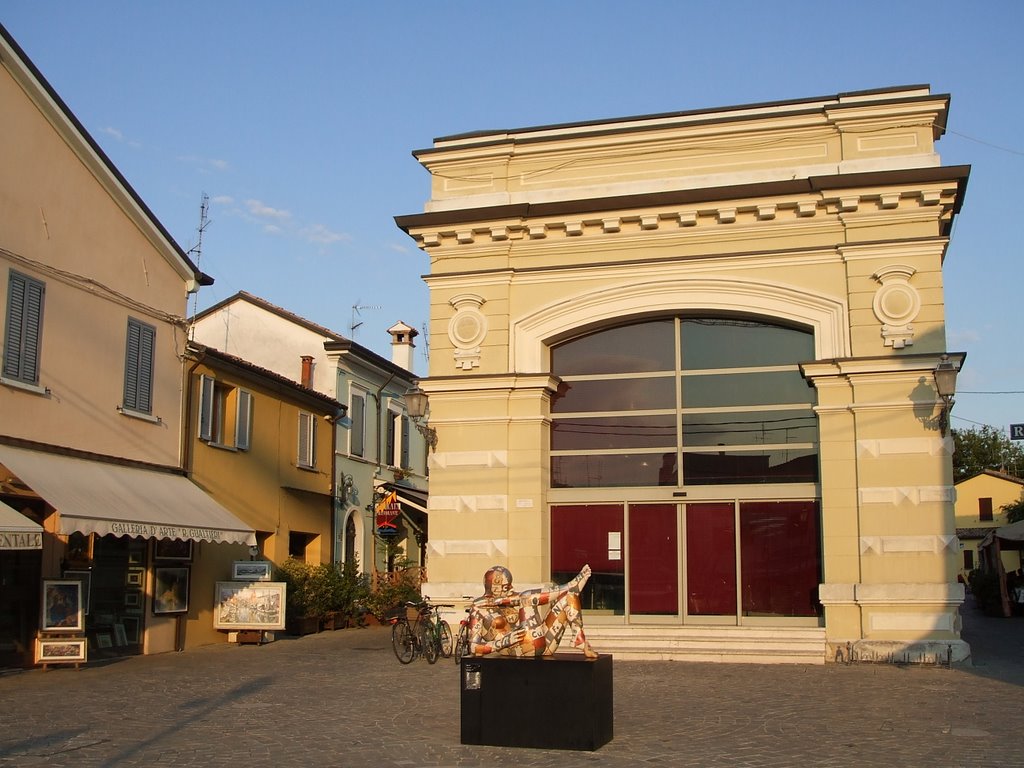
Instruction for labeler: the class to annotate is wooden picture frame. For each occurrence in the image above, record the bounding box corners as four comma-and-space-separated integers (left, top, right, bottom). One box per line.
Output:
126, 568, 144, 588
36, 637, 87, 664
154, 539, 193, 562
113, 623, 128, 647
41, 579, 84, 632
214, 581, 286, 630
124, 592, 141, 608
96, 633, 112, 649
153, 566, 190, 615
62, 569, 92, 615
231, 560, 273, 582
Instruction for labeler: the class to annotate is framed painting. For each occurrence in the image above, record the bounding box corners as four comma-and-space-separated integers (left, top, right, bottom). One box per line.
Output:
36, 637, 87, 664
154, 539, 193, 562
96, 633, 112, 649
214, 581, 286, 630
41, 579, 84, 632
153, 566, 190, 615
126, 568, 144, 588
231, 561, 273, 582
62, 569, 92, 615
113, 623, 128, 647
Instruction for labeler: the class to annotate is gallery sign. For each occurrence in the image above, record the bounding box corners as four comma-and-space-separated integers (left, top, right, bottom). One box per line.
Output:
1011, 424, 1024, 441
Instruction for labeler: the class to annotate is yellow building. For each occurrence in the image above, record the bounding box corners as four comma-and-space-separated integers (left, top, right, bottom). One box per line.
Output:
954, 470, 1024, 582
396, 86, 970, 663
0, 24, 254, 666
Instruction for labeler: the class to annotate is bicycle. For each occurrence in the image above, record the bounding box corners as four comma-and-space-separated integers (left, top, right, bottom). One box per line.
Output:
454, 606, 472, 663
420, 601, 454, 660
390, 602, 436, 664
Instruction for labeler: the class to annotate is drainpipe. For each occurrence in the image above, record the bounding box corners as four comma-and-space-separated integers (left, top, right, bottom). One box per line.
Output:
368, 372, 396, 575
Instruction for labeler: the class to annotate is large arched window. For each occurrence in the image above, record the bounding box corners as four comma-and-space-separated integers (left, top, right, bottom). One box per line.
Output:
550, 317, 818, 488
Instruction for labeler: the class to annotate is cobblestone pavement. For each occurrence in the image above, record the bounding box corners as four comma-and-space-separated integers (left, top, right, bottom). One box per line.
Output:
2, 597, 1022, 768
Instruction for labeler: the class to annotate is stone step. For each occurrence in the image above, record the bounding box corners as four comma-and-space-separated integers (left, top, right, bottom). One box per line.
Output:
583, 624, 827, 665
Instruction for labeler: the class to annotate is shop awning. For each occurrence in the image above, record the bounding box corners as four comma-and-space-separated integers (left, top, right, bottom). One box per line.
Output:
0, 499, 43, 550
0, 444, 256, 546
393, 487, 428, 515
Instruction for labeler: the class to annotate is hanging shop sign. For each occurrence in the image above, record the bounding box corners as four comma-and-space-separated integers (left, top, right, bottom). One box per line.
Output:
375, 491, 401, 536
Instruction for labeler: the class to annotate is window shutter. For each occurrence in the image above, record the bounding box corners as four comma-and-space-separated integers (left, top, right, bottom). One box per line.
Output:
401, 415, 410, 468
298, 412, 315, 468
3, 271, 44, 383
386, 411, 396, 467
235, 390, 252, 450
198, 375, 215, 441
351, 393, 365, 457
124, 319, 155, 413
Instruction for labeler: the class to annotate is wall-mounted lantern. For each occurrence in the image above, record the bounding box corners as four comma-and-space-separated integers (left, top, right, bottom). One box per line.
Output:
405, 384, 437, 452
934, 354, 959, 437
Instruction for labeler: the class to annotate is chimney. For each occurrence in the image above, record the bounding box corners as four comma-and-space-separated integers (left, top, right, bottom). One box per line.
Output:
387, 321, 418, 373
300, 355, 314, 388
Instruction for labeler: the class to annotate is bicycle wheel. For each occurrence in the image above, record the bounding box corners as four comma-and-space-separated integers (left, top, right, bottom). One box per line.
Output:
454, 624, 469, 663
438, 620, 454, 658
419, 623, 439, 664
392, 621, 416, 664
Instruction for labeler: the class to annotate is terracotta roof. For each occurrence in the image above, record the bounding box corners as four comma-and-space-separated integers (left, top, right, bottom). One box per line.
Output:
958, 526, 1001, 539
955, 469, 1024, 486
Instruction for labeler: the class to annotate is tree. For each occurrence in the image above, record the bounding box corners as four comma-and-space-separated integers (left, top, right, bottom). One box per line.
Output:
952, 426, 1024, 482
1004, 498, 1024, 524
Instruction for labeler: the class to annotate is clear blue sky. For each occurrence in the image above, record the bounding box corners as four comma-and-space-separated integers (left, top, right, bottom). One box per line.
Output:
4, 2, 1022, 434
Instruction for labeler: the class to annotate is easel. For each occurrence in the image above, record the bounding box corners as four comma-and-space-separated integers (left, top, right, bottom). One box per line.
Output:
36, 631, 87, 671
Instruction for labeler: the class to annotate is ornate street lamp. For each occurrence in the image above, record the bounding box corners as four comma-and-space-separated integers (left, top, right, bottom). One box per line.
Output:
934, 354, 959, 437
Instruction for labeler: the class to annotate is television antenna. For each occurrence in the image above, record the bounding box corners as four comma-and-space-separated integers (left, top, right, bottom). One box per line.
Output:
187, 193, 211, 334
350, 301, 381, 339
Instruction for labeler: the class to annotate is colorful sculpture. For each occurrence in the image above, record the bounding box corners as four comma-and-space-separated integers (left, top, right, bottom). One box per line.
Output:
468, 564, 597, 658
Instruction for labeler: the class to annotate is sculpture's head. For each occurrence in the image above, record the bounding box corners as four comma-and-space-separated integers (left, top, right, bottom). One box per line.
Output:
483, 566, 513, 597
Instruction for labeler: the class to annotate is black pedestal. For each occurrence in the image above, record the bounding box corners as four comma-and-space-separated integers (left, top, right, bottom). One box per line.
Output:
460, 653, 613, 751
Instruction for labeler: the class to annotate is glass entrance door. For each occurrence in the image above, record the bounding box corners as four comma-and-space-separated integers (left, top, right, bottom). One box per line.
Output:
628, 503, 678, 615
685, 502, 737, 617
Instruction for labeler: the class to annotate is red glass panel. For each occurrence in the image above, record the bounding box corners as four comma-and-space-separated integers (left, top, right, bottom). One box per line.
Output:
551, 504, 624, 614
628, 504, 678, 615
739, 501, 821, 617
685, 503, 736, 616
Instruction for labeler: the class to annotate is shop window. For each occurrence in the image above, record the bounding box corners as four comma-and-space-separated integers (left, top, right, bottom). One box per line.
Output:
2, 269, 45, 386
551, 316, 818, 488
198, 375, 252, 449
551, 504, 625, 615
979, 498, 993, 522
123, 318, 155, 414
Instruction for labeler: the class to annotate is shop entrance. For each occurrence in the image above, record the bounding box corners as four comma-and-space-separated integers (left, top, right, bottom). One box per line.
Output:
551, 499, 821, 623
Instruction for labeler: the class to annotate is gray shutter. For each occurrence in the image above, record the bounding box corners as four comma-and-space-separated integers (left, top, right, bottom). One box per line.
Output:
298, 412, 313, 467
351, 393, 365, 457
235, 390, 252, 450
3, 271, 44, 383
124, 319, 155, 413
401, 415, 410, 468
198, 375, 214, 441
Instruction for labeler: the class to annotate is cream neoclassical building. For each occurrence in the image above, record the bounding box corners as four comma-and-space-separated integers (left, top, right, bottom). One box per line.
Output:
396, 86, 970, 663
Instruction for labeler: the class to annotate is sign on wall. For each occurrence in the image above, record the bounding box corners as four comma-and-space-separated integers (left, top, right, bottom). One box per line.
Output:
1011, 424, 1024, 441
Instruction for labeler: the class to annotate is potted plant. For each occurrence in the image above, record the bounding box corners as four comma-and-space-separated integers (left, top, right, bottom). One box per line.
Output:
277, 559, 320, 636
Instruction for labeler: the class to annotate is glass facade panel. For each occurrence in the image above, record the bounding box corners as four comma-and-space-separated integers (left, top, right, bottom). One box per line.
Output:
681, 409, 818, 447
680, 318, 814, 370
682, 448, 818, 485
681, 370, 813, 408
551, 320, 676, 375
552, 453, 678, 488
739, 501, 821, 617
552, 414, 676, 450
551, 504, 624, 615
551, 376, 675, 413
